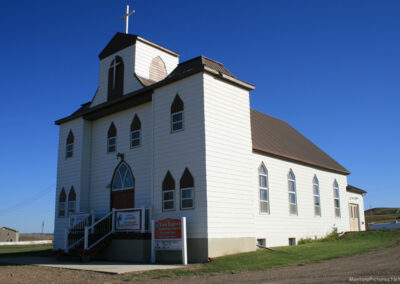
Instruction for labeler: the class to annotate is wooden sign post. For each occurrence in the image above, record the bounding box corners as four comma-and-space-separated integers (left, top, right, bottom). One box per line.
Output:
151, 217, 187, 265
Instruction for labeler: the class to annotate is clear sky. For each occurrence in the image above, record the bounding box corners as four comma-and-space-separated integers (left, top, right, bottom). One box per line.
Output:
0, 1, 399, 233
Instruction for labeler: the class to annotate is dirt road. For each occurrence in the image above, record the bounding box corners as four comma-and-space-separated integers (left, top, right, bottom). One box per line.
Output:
1, 245, 399, 283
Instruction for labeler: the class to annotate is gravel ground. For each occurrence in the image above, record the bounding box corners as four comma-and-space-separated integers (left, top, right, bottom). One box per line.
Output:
0, 245, 399, 284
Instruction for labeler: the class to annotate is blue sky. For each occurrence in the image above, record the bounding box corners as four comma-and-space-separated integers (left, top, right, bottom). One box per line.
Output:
0, 1, 399, 233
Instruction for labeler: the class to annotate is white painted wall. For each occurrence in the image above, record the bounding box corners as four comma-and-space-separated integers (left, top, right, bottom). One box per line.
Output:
253, 152, 350, 247
91, 45, 142, 107
152, 73, 207, 239
134, 39, 178, 81
203, 73, 255, 240
346, 191, 366, 231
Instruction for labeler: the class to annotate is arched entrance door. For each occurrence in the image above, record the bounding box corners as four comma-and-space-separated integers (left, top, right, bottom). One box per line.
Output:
110, 162, 135, 209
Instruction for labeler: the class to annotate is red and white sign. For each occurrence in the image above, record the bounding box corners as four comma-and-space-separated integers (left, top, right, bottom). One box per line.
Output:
154, 218, 182, 239
151, 217, 187, 265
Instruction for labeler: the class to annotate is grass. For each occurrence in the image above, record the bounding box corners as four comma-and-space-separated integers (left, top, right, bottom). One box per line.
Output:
134, 230, 400, 280
0, 244, 53, 257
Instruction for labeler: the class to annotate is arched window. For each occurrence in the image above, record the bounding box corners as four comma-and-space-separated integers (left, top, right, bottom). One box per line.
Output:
288, 169, 298, 215
313, 175, 321, 216
112, 162, 134, 191
58, 188, 67, 217
66, 130, 74, 158
130, 114, 141, 148
68, 187, 76, 215
107, 122, 117, 153
180, 168, 194, 210
333, 180, 341, 217
259, 163, 269, 213
162, 171, 175, 211
108, 56, 124, 101
171, 95, 184, 132
149, 56, 167, 81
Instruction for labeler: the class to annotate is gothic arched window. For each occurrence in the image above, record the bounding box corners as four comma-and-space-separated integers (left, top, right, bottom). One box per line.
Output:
130, 114, 141, 148
58, 188, 67, 217
66, 130, 74, 158
162, 171, 175, 211
108, 56, 124, 101
333, 179, 341, 217
149, 56, 167, 81
180, 168, 194, 210
68, 187, 76, 215
107, 122, 117, 153
288, 169, 298, 215
259, 163, 269, 214
313, 175, 321, 216
112, 162, 134, 191
171, 95, 184, 132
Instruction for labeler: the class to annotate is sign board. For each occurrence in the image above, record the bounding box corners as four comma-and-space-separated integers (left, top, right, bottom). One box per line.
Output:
151, 217, 187, 265
70, 213, 91, 228
115, 209, 142, 231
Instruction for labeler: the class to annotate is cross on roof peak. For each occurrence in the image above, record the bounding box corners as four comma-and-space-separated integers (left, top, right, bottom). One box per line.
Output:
120, 4, 135, 34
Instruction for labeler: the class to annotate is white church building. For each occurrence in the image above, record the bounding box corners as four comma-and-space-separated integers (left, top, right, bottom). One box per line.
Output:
53, 32, 366, 263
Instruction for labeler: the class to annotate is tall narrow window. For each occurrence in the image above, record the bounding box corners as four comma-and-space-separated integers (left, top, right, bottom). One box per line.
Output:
162, 171, 175, 211
171, 95, 184, 132
180, 168, 194, 210
66, 130, 74, 158
58, 188, 66, 217
333, 180, 341, 217
108, 56, 124, 101
68, 187, 76, 215
130, 114, 141, 148
107, 122, 117, 153
288, 169, 298, 215
259, 164, 269, 213
313, 175, 321, 216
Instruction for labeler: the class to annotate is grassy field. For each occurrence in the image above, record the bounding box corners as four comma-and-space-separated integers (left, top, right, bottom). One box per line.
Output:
136, 230, 400, 279
0, 244, 53, 256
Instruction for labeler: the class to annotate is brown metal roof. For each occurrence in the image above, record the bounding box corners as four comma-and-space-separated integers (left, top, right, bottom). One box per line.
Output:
251, 109, 350, 175
346, 185, 367, 194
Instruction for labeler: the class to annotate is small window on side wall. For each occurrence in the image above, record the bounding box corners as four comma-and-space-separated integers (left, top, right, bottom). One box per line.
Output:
130, 114, 141, 148
68, 187, 76, 215
171, 95, 184, 132
66, 130, 74, 158
162, 171, 175, 211
58, 188, 67, 217
107, 122, 117, 153
180, 168, 194, 210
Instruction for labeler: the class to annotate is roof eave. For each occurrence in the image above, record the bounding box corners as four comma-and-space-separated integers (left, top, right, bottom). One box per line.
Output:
253, 147, 351, 175
203, 66, 255, 91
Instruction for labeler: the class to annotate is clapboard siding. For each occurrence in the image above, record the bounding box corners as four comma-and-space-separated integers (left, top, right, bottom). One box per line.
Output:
91, 45, 143, 107
89, 102, 153, 216
203, 73, 255, 239
152, 73, 207, 238
134, 40, 178, 81
253, 151, 350, 247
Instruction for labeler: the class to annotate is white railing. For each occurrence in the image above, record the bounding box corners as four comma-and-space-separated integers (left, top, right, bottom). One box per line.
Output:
65, 212, 94, 253
83, 207, 150, 251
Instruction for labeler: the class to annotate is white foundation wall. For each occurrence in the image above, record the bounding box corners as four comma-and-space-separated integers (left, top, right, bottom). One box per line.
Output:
91, 45, 143, 107
253, 152, 350, 247
54, 118, 88, 249
134, 40, 179, 80
203, 73, 255, 239
89, 102, 153, 216
152, 73, 208, 239
346, 191, 366, 231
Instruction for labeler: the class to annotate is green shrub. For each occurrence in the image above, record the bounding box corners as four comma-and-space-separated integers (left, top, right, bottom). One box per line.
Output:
298, 230, 340, 245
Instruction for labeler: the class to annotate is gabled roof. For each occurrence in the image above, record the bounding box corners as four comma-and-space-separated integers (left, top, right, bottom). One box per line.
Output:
251, 109, 350, 175
98, 33, 179, 59
1, 227, 18, 232
55, 56, 254, 125
346, 185, 367, 194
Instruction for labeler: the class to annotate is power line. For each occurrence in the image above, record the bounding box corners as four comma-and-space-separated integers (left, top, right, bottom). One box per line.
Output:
0, 183, 55, 216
